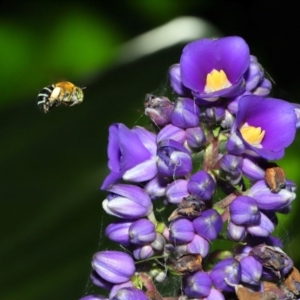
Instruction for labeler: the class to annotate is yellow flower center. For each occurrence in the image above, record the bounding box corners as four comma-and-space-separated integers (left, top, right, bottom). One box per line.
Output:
204, 69, 232, 93
240, 123, 265, 147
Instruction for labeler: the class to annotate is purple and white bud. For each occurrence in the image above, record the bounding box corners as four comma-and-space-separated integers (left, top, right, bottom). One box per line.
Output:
205, 106, 225, 123
187, 171, 216, 201
292, 102, 300, 129
105, 221, 133, 246
247, 180, 296, 211
171, 97, 200, 129
151, 233, 165, 251
229, 196, 260, 225
133, 244, 154, 260
103, 184, 153, 219
210, 258, 241, 292
111, 287, 148, 300
193, 209, 223, 241
240, 256, 262, 285
169, 218, 195, 244
220, 154, 243, 185
109, 281, 134, 300
144, 175, 169, 200
185, 126, 206, 150
252, 77, 272, 96
149, 268, 167, 283
157, 123, 186, 144
184, 271, 212, 298
187, 234, 210, 258
244, 56, 264, 91
226, 129, 245, 155
165, 179, 189, 204
246, 212, 275, 237
90, 270, 112, 290
203, 288, 225, 300
157, 139, 192, 177
169, 63, 190, 96
241, 157, 265, 181
220, 110, 235, 129
92, 251, 135, 284
227, 221, 247, 242
144, 94, 174, 127
129, 219, 156, 245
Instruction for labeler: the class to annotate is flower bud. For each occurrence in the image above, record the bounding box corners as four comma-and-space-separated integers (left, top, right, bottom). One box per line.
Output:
252, 77, 272, 96
193, 209, 223, 241
187, 234, 210, 258
187, 171, 216, 201
246, 212, 275, 237
133, 244, 154, 260
171, 97, 200, 128
144, 94, 174, 127
169, 218, 195, 244
129, 219, 156, 245
79, 295, 108, 300
157, 139, 192, 176
184, 271, 212, 298
227, 221, 247, 242
105, 221, 133, 246
247, 180, 296, 211
210, 258, 241, 292
240, 256, 262, 285
205, 106, 225, 123
157, 123, 186, 144
185, 126, 206, 150
92, 251, 135, 284
169, 63, 190, 96
103, 184, 153, 219
229, 196, 260, 225
220, 154, 243, 185
165, 179, 189, 204
111, 287, 148, 300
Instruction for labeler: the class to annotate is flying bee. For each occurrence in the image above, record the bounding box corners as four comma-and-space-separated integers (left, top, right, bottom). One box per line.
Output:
37, 81, 84, 113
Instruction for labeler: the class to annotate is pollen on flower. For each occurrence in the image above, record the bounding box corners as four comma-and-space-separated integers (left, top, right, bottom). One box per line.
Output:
240, 123, 265, 147
204, 69, 232, 93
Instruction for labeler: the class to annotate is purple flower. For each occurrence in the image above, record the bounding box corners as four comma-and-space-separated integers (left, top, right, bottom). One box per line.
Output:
220, 154, 243, 185
102, 184, 153, 219
165, 179, 189, 204
170, 97, 200, 128
169, 218, 195, 244
187, 171, 216, 201
193, 209, 223, 241
246, 212, 275, 237
179, 36, 250, 101
92, 251, 135, 284
227, 221, 247, 242
101, 124, 157, 190
227, 95, 297, 160
184, 271, 212, 298
144, 175, 169, 200
240, 256, 262, 285
169, 63, 191, 96
157, 139, 192, 176
144, 94, 174, 127
133, 244, 154, 260
105, 221, 133, 246
247, 180, 296, 211
210, 258, 241, 292
229, 195, 260, 225
157, 124, 186, 144
185, 126, 206, 150
129, 219, 156, 245
187, 234, 210, 258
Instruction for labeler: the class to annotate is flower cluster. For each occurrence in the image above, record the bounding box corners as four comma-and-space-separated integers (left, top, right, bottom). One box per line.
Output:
81, 36, 300, 300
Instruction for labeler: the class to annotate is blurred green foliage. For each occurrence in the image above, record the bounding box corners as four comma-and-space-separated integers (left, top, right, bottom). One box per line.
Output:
1, 1, 300, 299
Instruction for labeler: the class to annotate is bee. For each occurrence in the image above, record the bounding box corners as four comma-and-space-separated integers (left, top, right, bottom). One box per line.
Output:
37, 81, 84, 113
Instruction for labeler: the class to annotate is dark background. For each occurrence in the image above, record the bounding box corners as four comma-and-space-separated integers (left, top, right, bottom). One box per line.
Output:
1, 1, 300, 299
